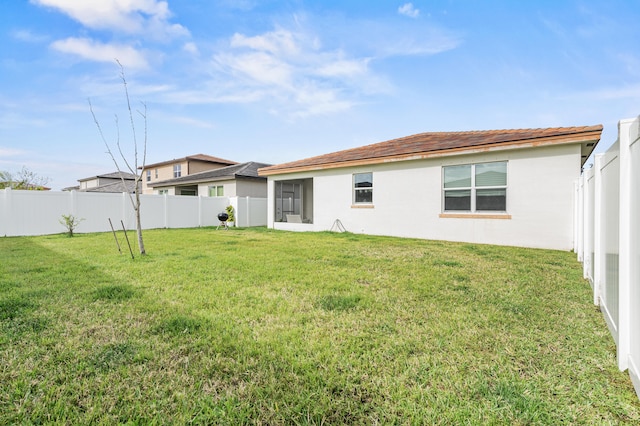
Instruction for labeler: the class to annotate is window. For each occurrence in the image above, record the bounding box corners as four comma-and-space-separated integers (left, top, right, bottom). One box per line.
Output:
155, 169, 158, 179
208, 185, 224, 197
146, 170, 151, 182
158, 189, 168, 195
443, 161, 507, 212
173, 164, 181, 178
353, 172, 373, 204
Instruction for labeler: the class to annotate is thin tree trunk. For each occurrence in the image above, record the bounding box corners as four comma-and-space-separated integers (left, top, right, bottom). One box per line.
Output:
135, 190, 145, 254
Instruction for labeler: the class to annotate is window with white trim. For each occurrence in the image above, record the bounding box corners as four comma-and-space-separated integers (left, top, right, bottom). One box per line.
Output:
158, 189, 168, 195
173, 164, 181, 178
353, 172, 373, 204
208, 185, 224, 197
146, 170, 151, 182
443, 161, 507, 212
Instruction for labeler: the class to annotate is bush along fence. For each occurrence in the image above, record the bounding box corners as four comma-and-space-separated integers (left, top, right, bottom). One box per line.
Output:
0, 190, 267, 237
575, 114, 640, 401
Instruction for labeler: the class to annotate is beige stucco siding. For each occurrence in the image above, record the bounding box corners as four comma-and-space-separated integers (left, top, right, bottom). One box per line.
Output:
142, 161, 188, 194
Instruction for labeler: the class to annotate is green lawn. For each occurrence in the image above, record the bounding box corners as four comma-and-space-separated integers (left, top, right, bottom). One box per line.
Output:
1, 227, 638, 424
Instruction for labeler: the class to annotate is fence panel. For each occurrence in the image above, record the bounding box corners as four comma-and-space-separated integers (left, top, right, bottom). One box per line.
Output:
584, 168, 595, 285
579, 115, 640, 400
75, 192, 128, 233
235, 197, 267, 227
625, 119, 640, 395
2, 190, 70, 236
139, 194, 168, 230
201, 197, 231, 227
598, 143, 620, 342
0, 191, 263, 236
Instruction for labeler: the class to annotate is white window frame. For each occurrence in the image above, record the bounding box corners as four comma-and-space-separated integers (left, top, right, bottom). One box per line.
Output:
173, 164, 181, 178
353, 172, 373, 205
208, 185, 224, 197
158, 189, 169, 195
442, 161, 507, 213
146, 170, 151, 182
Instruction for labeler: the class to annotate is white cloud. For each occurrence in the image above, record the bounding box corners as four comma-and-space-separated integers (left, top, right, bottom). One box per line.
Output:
398, 3, 420, 18
11, 29, 49, 43
207, 27, 386, 117
315, 58, 371, 78
183, 42, 199, 55
31, 0, 188, 40
51, 37, 149, 69
215, 51, 294, 87
231, 29, 300, 56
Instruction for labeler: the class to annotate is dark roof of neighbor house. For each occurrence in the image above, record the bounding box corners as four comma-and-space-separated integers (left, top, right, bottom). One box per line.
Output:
149, 161, 273, 187
142, 154, 238, 169
258, 125, 603, 176
83, 180, 140, 193
77, 171, 137, 182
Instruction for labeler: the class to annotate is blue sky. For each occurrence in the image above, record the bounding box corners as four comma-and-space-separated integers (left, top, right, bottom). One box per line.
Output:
1, 0, 639, 190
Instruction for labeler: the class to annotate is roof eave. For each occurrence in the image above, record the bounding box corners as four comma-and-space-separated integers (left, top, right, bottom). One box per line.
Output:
149, 175, 234, 187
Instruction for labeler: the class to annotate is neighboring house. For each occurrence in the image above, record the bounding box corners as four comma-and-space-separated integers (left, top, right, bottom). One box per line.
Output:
258, 125, 603, 250
140, 154, 237, 194
149, 161, 272, 197
63, 171, 138, 193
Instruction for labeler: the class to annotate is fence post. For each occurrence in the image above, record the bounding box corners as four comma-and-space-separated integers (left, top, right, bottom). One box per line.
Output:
593, 153, 604, 306
575, 179, 583, 260
245, 197, 251, 227
229, 196, 239, 227
617, 118, 633, 371
583, 167, 595, 282
1, 188, 9, 237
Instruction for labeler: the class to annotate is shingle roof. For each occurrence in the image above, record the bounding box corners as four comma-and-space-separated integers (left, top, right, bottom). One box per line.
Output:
258, 125, 603, 176
149, 161, 272, 187
143, 154, 237, 169
78, 171, 137, 182
82, 180, 140, 193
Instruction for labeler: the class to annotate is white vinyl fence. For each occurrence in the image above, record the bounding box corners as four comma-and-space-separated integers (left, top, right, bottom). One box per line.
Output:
576, 115, 640, 400
0, 190, 267, 237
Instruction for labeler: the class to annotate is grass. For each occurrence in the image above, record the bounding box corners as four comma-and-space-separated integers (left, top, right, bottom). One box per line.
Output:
1, 227, 639, 424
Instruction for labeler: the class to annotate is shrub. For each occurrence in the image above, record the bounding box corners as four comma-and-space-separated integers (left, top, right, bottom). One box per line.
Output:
59, 213, 84, 237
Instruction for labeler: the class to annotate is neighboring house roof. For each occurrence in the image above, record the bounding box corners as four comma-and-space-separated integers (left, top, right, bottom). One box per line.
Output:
77, 171, 137, 182
83, 180, 139, 193
259, 125, 603, 176
149, 161, 273, 187
142, 154, 238, 169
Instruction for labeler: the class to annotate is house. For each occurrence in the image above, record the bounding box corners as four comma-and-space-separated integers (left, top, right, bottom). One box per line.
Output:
258, 125, 603, 250
140, 154, 237, 194
65, 171, 138, 193
149, 161, 272, 197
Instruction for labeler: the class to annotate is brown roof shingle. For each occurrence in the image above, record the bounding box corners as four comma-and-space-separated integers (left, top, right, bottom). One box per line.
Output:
259, 125, 603, 176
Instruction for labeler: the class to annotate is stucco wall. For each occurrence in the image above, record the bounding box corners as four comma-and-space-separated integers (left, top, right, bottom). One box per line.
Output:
267, 144, 582, 250
235, 179, 268, 197
198, 179, 235, 197
142, 161, 188, 194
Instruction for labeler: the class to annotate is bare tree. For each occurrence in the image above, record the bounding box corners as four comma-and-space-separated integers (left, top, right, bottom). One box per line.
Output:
0, 166, 50, 190
89, 61, 147, 255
